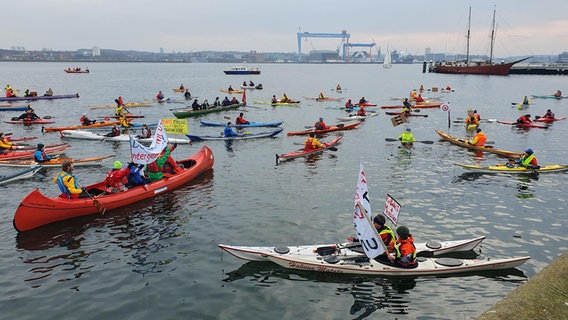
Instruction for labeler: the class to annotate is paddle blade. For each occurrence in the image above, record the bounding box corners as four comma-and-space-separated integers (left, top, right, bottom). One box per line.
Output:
418, 140, 434, 144
328, 147, 338, 151
93, 199, 106, 215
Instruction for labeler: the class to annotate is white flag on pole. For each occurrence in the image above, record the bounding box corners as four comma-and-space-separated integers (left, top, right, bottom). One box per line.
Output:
353, 160, 385, 258
129, 120, 169, 165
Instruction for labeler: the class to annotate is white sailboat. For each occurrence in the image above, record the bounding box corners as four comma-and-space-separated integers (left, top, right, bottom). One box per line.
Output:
383, 44, 392, 68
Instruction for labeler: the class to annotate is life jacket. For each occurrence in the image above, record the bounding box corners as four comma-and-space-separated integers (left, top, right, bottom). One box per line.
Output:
56, 172, 77, 199
521, 154, 536, 167
378, 226, 396, 253
394, 237, 417, 266
472, 132, 487, 146
147, 161, 160, 173
304, 137, 314, 149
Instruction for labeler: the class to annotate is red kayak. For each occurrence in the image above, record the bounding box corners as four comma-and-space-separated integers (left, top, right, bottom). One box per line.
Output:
381, 103, 441, 109
6, 136, 38, 142
0, 144, 71, 160
11, 142, 68, 151
357, 102, 377, 107
534, 116, 566, 123
276, 136, 342, 163
496, 120, 548, 128
13, 145, 214, 232
287, 122, 361, 136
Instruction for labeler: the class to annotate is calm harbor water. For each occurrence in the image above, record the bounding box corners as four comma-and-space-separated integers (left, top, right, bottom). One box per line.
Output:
1, 62, 567, 319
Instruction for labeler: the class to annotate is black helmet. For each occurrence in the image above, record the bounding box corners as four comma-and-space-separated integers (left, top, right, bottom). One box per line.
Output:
37, 143, 44, 149
373, 214, 386, 225
397, 226, 410, 237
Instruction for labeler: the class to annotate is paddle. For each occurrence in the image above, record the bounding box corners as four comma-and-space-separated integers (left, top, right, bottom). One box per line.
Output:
384, 138, 434, 144
78, 183, 106, 215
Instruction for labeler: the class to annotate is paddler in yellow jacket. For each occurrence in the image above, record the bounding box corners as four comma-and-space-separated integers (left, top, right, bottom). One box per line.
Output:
398, 128, 416, 146
304, 133, 323, 149
0, 132, 16, 150
54, 160, 89, 199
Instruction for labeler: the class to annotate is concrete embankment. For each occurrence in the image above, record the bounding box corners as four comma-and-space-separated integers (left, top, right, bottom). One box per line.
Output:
477, 251, 568, 320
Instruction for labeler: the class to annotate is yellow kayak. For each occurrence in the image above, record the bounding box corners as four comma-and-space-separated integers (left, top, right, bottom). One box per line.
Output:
90, 101, 154, 109
455, 163, 568, 173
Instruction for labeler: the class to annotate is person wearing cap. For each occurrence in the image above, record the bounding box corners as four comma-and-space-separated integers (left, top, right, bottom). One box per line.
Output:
466, 128, 487, 146
0, 132, 16, 150
104, 160, 130, 193
373, 214, 396, 255
33, 143, 52, 162
387, 226, 417, 268
54, 160, 89, 199
314, 117, 328, 130
516, 114, 533, 124
397, 128, 416, 147
515, 148, 539, 168
235, 113, 250, 125
304, 132, 323, 149
80, 113, 96, 126
402, 98, 413, 114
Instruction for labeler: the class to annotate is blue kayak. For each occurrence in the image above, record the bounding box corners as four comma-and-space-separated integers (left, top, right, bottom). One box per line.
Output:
187, 129, 283, 141
199, 120, 283, 128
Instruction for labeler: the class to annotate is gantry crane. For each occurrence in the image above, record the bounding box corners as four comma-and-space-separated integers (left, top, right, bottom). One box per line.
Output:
343, 42, 377, 61
297, 30, 350, 62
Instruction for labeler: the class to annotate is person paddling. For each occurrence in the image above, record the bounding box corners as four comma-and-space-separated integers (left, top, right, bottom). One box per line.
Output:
53, 160, 90, 199
314, 117, 328, 130
33, 143, 52, 162
304, 133, 323, 149
466, 128, 487, 146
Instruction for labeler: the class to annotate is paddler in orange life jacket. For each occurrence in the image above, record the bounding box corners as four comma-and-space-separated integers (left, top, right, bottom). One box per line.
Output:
467, 128, 487, 146
304, 133, 323, 149
387, 226, 417, 268
356, 106, 367, 116
464, 112, 479, 126
53, 160, 90, 199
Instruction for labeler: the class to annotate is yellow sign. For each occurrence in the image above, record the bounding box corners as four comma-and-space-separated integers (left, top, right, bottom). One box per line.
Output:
161, 118, 188, 134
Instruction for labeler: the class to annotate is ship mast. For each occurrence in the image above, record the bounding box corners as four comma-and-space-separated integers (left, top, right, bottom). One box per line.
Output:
466, 6, 471, 64
489, 7, 496, 65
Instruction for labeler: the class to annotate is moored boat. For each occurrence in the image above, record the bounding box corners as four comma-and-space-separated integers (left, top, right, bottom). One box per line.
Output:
435, 130, 522, 158
0, 165, 42, 185
0, 155, 114, 167
172, 103, 243, 118
0, 93, 79, 102
219, 236, 486, 262
200, 120, 283, 128
186, 129, 283, 141
276, 136, 343, 163
223, 65, 261, 75
287, 122, 361, 136
454, 163, 568, 174
13, 145, 214, 232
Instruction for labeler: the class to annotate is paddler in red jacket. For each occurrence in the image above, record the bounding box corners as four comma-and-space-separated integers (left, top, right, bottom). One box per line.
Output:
387, 226, 417, 268
516, 114, 533, 124
314, 117, 328, 130
104, 160, 130, 193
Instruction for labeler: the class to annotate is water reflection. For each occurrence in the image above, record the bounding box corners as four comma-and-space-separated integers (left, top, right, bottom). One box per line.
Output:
222, 261, 527, 318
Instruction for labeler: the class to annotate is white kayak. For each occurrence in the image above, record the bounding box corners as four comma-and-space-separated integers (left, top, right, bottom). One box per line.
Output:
219, 236, 485, 262
337, 111, 378, 122
60, 130, 191, 144
0, 165, 42, 185
265, 252, 530, 276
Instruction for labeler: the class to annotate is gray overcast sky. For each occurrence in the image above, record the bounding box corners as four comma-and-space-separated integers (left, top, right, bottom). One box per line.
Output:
3, 0, 567, 57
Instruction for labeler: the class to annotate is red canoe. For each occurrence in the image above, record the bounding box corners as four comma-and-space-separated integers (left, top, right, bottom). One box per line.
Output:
277, 136, 342, 163
286, 122, 361, 136
13, 145, 214, 232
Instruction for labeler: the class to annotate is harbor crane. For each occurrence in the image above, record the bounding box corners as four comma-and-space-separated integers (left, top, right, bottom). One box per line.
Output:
343, 42, 377, 61
297, 30, 350, 62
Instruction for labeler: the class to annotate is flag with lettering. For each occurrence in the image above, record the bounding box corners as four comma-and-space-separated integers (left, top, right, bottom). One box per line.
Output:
130, 120, 169, 164
353, 160, 385, 258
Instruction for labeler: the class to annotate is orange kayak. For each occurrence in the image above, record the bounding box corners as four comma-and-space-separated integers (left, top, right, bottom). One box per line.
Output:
42, 119, 128, 132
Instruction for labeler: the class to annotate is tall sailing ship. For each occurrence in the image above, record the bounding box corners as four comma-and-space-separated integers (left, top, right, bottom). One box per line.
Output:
430, 7, 529, 76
